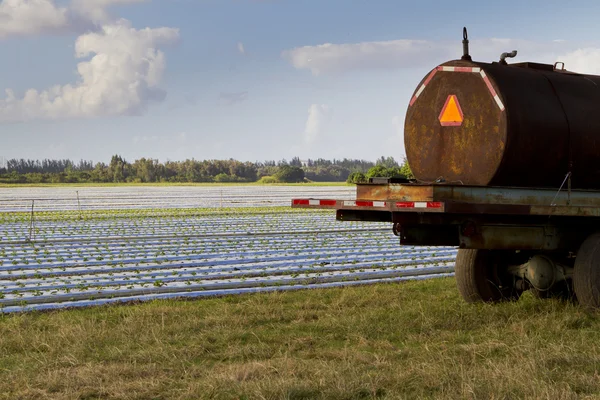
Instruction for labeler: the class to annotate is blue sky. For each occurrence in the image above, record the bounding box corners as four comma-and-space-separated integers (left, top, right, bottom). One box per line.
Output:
1, 0, 599, 164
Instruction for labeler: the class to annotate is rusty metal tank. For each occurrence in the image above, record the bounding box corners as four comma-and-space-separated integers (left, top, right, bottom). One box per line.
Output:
404, 52, 600, 189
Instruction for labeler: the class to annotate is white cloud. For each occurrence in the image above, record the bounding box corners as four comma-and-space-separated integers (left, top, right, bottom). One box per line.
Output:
283, 38, 578, 75
303, 104, 331, 144
237, 42, 245, 55
0, 0, 69, 38
0, 19, 180, 122
558, 48, 600, 74
0, 0, 151, 39
283, 40, 445, 76
70, 0, 149, 24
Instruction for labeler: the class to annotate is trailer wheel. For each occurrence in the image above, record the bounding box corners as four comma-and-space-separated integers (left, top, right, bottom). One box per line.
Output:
455, 249, 520, 303
573, 233, 600, 310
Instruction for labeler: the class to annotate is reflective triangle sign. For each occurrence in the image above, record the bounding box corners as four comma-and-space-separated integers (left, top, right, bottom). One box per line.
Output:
439, 95, 464, 126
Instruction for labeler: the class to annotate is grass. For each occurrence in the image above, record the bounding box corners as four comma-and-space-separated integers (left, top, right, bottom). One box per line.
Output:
0, 182, 353, 188
1, 277, 600, 399
0, 206, 330, 223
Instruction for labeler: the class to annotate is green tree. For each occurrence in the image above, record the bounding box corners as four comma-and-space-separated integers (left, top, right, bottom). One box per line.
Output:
274, 165, 305, 183
376, 156, 399, 169
132, 158, 160, 183
108, 155, 127, 183
366, 165, 405, 179
346, 172, 367, 184
92, 163, 110, 182
214, 173, 241, 182
400, 158, 414, 179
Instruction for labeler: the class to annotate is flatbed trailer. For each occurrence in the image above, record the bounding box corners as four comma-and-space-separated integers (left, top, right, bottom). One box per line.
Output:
292, 181, 600, 309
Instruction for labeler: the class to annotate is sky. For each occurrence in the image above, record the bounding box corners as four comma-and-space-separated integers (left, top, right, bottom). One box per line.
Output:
1, 0, 600, 165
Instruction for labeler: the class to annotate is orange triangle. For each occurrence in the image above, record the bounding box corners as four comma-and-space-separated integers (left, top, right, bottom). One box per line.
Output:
439, 95, 463, 126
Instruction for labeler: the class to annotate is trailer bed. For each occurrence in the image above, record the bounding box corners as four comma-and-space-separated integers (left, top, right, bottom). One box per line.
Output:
292, 183, 600, 218
292, 183, 600, 250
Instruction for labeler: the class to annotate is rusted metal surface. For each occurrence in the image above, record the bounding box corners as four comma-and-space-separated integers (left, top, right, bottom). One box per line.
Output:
458, 225, 554, 250
293, 182, 600, 221
356, 184, 433, 201
531, 206, 600, 217
457, 224, 589, 251
393, 215, 594, 250
444, 203, 532, 215
405, 60, 508, 186
391, 212, 581, 227
404, 58, 600, 189
422, 184, 600, 207
355, 182, 600, 207
292, 182, 600, 251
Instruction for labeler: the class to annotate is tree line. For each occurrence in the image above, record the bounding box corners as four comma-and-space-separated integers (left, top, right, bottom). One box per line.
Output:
0, 155, 412, 184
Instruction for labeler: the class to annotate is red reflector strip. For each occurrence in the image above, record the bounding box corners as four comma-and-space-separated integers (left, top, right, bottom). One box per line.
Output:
437, 66, 481, 73
396, 201, 443, 209
343, 201, 387, 207
409, 68, 438, 107
356, 201, 373, 207
293, 199, 337, 206
319, 200, 337, 206
424, 65, 504, 112
479, 70, 505, 111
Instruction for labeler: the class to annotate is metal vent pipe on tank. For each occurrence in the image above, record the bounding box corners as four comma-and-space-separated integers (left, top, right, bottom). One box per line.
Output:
461, 27, 472, 61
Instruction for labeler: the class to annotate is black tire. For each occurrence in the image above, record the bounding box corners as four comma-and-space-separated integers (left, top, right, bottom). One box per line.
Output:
455, 249, 521, 303
573, 233, 600, 310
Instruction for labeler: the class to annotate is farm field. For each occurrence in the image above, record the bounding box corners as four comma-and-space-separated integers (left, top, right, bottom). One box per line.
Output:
0, 185, 356, 211
0, 186, 457, 313
1, 278, 597, 399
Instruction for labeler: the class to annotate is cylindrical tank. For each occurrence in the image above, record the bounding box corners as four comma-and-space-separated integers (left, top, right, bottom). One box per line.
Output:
404, 59, 600, 189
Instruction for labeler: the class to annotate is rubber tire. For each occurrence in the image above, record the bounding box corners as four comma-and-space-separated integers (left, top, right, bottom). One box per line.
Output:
455, 249, 520, 303
573, 232, 600, 310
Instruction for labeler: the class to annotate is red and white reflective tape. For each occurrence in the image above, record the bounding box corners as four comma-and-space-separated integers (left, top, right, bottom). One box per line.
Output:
396, 201, 443, 209
293, 199, 444, 210
409, 68, 438, 106
409, 65, 505, 112
343, 200, 387, 208
437, 66, 504, 111
293, 199, 388, 208
479, 70, 505, 111
436, 66, 481, 73
292, 199, 337, 206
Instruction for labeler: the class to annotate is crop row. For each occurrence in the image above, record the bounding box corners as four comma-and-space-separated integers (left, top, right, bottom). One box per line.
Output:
0, 186, 355, 212
1, 213, 375, 242
0, 208, 457, 312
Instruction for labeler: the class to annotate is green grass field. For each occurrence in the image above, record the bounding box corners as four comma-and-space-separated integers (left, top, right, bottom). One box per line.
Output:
1, 277, 599, 399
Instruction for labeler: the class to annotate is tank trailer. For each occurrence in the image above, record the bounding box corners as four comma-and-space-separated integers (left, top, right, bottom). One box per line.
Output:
292, 28, 600, 309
